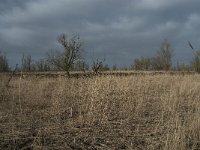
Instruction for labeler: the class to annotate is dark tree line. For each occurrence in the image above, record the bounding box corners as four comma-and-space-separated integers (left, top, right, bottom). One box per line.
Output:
0, 52, 9, 72
21, 54, 51, 72
1, 35, 200, 73
131, 39, 200, 72
132, 40, 174, 71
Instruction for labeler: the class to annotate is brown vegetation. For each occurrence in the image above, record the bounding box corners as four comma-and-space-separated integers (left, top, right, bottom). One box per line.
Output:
0, 72, 200, 149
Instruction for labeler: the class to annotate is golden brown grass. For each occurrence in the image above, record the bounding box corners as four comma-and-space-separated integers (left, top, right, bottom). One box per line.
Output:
0, 73, 200, 149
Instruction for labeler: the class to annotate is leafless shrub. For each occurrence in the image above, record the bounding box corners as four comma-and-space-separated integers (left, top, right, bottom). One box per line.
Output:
92, 59, 105, 75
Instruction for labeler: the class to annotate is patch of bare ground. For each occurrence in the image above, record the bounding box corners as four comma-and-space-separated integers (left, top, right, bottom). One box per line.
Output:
0, 74, 199, 149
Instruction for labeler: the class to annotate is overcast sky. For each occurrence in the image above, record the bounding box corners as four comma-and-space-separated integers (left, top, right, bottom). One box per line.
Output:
1, 0, 200, 67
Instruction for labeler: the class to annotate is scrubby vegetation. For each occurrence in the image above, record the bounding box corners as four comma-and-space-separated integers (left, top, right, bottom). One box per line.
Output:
0, 35, 200, 149
0, 73, 199, 149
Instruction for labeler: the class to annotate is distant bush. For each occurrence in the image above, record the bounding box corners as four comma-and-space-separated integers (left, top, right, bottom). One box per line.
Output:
132, 56, 151, 70
92, 59, 104, 74
72, 61, 89, 72
132, 40, 173, 71
0, 51, 9, 72
176, 62, 191, 72
191, 50, 200, 73
188, 41, 200, 73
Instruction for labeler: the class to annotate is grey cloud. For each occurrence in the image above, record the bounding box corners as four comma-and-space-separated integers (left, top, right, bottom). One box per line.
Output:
0, 0, 200, 66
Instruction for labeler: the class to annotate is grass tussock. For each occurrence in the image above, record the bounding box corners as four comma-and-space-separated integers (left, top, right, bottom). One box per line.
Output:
0, 74, 200, 149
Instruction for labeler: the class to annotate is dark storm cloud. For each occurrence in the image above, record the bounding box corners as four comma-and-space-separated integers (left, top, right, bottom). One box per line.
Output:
1, 0, 200, 66
0, 0, 30, 13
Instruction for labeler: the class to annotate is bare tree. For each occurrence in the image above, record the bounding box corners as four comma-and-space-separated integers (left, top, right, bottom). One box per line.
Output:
21, 54, 35, 72
47, 33, 82, 76
151, 40, 173, 71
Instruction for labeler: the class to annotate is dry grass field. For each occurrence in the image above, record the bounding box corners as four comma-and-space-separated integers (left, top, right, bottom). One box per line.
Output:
0, 72, 200, 149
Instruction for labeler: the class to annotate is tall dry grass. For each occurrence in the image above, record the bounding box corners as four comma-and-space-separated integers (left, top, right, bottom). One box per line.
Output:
0, 74, 199, 149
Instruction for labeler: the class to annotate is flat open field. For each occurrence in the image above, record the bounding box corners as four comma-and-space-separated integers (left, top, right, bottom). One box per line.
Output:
0, 72, 200, 149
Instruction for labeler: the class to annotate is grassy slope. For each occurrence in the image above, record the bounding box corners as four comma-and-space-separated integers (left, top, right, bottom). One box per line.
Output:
0, 74, 200, 149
